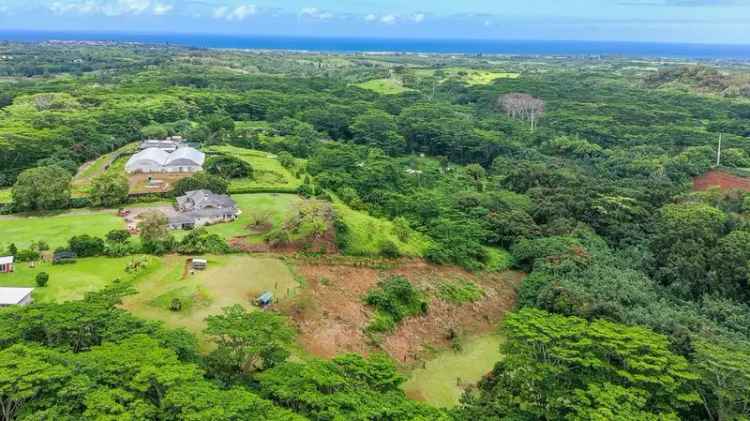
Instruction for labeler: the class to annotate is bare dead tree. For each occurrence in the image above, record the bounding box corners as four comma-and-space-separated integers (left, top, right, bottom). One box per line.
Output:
498, 93, 545, 132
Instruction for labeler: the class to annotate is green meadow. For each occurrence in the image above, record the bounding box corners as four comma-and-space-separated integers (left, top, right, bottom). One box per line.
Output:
204, 145, 302, 192
403, 334, 504, 408
0, 209, 125, 250
355, 78, 415, 95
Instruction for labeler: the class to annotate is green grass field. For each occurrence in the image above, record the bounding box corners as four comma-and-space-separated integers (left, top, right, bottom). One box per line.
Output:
355, 78, 415, 95
414, 67, 520, 85
72, 142, 138, 196
204, 146, 302, 193
121, 254, 300, 348
334, 202, 431, 257
0, 255, 153, 303
402, 334, 504, 408
203, 193, 302, 242
0, 209, 125, 250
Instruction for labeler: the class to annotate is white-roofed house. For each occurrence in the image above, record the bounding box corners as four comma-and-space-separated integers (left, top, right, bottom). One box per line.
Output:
0, 287, 33, 307
125, 148, 170, 174
0, 256, 13, 273
125, 146, 205, 174
163, 147, 205, 173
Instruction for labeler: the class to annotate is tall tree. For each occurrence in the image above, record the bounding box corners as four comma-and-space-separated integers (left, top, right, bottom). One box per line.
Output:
11, 166, 72, 211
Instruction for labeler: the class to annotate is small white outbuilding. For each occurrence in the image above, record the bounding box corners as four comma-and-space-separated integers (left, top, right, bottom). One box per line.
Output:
0, 287, 34, 307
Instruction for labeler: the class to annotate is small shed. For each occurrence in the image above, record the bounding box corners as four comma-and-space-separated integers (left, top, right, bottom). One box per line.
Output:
0, 256, 14, 273
256, 292, 273, 306
0, 287, 33, 307
191, 259, 207, 270
53, 251, 77, 265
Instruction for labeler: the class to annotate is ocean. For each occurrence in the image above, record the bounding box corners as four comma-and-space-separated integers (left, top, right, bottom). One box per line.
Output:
1, 30, 749, 60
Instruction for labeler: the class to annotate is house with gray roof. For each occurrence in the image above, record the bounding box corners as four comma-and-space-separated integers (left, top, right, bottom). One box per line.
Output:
169, 190, 240, 229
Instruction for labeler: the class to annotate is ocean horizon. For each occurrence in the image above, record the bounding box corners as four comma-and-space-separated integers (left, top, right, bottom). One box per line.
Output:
2, 30, 750, 60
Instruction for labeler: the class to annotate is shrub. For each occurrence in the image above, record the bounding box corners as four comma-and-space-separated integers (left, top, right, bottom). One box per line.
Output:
176, 229, 230, 254
89, 173, 129, 207
170, 298, 182, 312
68, 235, 105, 257
379, 240, 401, 259
173, 172, 228, 196
35, 272, 49, 287
106, 229, 131, 244
437, 279, 484, 304
364, 276, 427, 332
15, 249, 40, 262
206, 155, 253, 179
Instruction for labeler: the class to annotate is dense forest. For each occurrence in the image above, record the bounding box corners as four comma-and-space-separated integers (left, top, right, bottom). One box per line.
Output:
1, 42, 750, 420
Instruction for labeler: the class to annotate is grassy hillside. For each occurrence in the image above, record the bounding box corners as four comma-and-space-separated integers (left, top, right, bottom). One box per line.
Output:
334, 202, 432, 257
205, 145, 303, 193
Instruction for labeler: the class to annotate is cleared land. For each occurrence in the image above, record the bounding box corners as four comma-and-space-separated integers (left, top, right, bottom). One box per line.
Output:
0, 208, 124, 250
355, 78, 415, 95
122, 254, 300, 347
204, 146, 302, 192
403, 334, 504, 408
0, 256, 151, 303
280, 259, 522, 364
693, 169, 750, 192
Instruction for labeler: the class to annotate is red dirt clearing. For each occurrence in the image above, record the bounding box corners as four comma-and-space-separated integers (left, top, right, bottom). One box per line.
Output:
279, 259, 523, 366
693, 170, 750, 192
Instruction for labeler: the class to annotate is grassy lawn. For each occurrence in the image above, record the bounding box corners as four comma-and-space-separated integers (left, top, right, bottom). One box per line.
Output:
121, 254, 300, 349
414, 67, 520, 85
72, 142, 139, 196
204, 146, 302, 193
403, 334, 504, 408
0, 256, 152, 303
203, 193, 303, 243
0, 209, 125, 250
355, 78, 415, 95
333, 202, 431, 257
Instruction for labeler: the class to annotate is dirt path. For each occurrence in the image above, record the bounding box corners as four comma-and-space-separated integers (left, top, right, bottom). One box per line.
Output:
279, 259, 523, 365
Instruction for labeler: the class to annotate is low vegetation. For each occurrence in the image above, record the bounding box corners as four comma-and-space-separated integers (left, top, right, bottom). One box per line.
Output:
364, 276, 428, 332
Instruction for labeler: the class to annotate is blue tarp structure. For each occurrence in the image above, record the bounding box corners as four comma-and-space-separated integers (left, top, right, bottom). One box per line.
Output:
257, 292, 273, 306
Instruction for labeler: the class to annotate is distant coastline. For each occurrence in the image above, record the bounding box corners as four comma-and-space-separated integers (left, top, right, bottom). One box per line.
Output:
1, 30, 749, 60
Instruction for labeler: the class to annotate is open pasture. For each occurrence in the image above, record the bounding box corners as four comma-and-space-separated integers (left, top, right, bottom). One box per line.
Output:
121, 254, 300, 347
0, 208, 125, 250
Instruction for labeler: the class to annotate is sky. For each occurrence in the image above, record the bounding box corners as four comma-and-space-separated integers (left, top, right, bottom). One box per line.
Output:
1, 0, 749, 44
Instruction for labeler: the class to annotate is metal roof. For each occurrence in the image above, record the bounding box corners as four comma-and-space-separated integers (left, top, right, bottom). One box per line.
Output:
0, 287, 33, 305
125, 148, 171, 171
0, 256, 13, 265
164, 147, 205, 167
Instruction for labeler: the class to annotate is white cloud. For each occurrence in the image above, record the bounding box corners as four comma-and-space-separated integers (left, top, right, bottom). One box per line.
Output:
227, 4, 256, 20
364, 13, 377, 22
48, 0, 173, 16
213, 4, 256, 21
412, 13, 425, 23
380, 14, 396, 24
212, 6, 228, 18
152, 2, 173, 15
300, 7, 334, 20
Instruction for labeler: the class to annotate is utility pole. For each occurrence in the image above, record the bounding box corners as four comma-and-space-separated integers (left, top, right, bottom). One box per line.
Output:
716, 133, 723, 167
